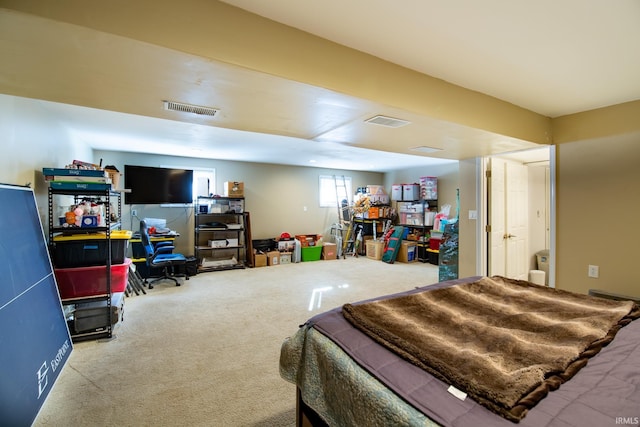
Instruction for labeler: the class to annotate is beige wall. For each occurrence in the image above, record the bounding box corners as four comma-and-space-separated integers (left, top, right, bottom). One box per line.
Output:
556, 135, 640, 297
95, 150, 385, 255
0, 94, 93, 227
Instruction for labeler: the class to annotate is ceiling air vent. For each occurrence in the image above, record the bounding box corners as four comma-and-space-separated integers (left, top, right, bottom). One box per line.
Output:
164, 101, 219, 117
410, 146, 442, 154
364, 115, 411, 128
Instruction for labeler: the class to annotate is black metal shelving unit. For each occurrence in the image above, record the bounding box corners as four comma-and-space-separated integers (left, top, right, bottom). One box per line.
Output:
396, 199, 438, 262
194, 196, 247, 272
48, 186, 122, 341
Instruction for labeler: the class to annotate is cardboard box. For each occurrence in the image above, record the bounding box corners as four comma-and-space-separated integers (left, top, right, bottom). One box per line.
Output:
278, 240, 295, 252
366, 240, 384, 260
397, 241, 418, 263
223, 181, 244, 197
322, 242, 337, 260
266, 250, 280, 266
208, 240, 228, 248
254, 252, 267, 267
279, 252, 292, 264
366, 206, 380, 219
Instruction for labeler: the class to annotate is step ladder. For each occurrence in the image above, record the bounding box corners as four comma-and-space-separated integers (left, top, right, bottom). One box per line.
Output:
333, 175, 362, 258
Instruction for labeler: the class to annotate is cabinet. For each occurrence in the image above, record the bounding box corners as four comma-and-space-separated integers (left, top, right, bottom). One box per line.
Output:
395, 199, 438, 262
195, 196, 247, 272
48, 185, 123, 341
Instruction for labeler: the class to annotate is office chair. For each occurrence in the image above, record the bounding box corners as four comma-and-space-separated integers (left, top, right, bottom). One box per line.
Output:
140, 220, 189, 289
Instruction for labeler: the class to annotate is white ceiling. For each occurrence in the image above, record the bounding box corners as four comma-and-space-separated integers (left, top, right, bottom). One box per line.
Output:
4, 1, 640, 171
222, 0, 640, 118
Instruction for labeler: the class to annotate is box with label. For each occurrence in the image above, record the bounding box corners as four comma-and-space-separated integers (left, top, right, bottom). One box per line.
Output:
278, 240, 296, 252
279, 252, 292, 264
365, 206, 380, 219
366, 240, 384, 260
266, 250, 280, 266
208, 240, 228, 248
229, 199, 243, 213
402, 184, 420, 201
397, 241, 418, 263
391, 184, 403, 201
322, 242, 337, 260
223, 181, 244, 197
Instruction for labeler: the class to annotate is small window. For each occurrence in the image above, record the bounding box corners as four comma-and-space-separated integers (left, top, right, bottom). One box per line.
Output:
193, 169, 215, 199
319, 175, 352, 208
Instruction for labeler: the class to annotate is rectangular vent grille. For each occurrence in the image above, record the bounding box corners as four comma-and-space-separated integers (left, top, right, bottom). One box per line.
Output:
410, 146, 442, 153
164, 101, 219, 117
365, 115, 411, 128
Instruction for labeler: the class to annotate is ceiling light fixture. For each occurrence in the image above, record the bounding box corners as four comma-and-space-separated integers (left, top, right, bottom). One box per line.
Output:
364, 115, 411, 128
409, 146, 442, 153
163, 100, 219, 117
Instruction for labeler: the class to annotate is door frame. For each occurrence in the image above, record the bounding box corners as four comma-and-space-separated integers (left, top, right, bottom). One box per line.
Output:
477, 145, 556, 287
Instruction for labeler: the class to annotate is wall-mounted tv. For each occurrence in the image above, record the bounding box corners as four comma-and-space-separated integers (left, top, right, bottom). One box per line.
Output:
124, 165, 193, 205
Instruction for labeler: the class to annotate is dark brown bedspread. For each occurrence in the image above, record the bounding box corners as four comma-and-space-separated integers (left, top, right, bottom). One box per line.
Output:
342, 276, 640, 422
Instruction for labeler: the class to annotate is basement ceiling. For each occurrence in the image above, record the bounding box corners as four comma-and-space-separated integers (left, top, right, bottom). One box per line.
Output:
1, 1, 639, 171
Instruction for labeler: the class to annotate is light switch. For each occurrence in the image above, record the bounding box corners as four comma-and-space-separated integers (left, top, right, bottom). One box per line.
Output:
468, 210, 477, 220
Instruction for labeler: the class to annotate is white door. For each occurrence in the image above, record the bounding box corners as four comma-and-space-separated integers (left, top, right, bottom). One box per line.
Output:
488, 158, 529, 280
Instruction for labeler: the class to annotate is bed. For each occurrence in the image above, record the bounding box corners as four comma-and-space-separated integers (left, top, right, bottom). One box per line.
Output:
280, 276, 640, 426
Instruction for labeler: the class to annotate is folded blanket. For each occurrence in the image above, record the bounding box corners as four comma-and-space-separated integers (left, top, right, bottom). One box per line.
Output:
342, 276, 640, 422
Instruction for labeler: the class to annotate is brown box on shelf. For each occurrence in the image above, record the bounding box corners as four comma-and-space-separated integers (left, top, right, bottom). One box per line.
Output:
365, 206, 380, 219
223, 181, 244, 197
397, 241, 418, 263
266, 250, 280, 266
322, 242, 337, 260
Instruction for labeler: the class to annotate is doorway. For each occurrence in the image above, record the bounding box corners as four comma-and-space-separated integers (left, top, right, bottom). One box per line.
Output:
481, 146, 554, 286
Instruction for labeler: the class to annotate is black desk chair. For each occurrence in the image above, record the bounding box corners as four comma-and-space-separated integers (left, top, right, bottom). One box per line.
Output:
140, 220, 188, 289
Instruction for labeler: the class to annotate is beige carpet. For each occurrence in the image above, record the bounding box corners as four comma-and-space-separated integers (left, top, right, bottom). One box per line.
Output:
34, 257, 439, 427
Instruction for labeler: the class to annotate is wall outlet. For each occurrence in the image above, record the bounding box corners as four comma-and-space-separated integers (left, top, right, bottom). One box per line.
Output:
588, 265, 599, 278
131, 209, 137, 217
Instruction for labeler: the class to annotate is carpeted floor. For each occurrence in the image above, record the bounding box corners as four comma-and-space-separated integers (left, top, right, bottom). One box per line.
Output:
34, 256, 439, 427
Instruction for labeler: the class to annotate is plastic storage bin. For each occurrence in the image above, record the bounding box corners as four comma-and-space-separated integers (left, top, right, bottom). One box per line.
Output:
54, 258, 132, 299
52, 230, 132, 268
301, 245, 323, 261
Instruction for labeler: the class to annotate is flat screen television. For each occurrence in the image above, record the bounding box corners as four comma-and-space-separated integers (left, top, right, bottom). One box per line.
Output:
124, 165, 193, 205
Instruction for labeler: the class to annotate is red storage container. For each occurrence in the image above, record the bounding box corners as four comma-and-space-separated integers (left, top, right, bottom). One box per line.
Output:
429, 238, 441, 250
54, 258, 131, 299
